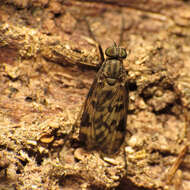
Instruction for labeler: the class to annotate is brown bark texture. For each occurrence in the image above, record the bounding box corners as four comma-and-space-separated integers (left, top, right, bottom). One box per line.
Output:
0, 0, 190, 189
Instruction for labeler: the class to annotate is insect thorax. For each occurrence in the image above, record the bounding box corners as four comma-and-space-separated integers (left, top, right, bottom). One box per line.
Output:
102, 59, 124, 85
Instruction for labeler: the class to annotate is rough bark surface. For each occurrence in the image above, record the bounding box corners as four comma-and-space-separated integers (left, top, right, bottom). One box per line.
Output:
0, 0, 190, 189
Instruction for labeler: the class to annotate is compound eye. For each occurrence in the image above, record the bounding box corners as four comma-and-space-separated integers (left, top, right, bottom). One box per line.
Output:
105, 46, 116, 57
119, 48, 127, 59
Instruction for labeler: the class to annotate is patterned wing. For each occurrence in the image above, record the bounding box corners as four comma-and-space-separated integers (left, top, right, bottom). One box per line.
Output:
93, 81, 128, 154
79, 69, 103, 149
79, 70, 128, 154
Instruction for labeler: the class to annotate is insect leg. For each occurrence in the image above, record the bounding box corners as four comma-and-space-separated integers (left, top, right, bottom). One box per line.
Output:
84, 18, 105, 66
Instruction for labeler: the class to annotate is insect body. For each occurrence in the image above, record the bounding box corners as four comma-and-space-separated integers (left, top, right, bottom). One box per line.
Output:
79, 43, 128, 154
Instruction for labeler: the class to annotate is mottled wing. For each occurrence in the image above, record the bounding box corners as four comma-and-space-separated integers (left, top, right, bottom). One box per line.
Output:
79, 69, 102, 149
79, 70, 128, 154
94, 80, 128, 154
